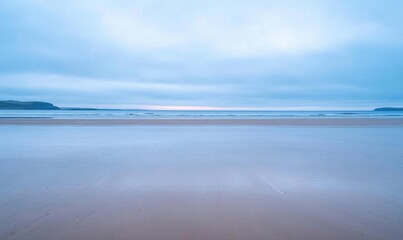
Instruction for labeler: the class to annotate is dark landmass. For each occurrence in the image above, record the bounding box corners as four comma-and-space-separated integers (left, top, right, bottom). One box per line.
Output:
374, 107, 403, 111
61, 107, 98, 110
0, 100, 147, 111
0, 100, 144, 111
0, 100, 60, 110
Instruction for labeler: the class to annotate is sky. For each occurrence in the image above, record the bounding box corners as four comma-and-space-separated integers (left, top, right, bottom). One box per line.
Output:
0, 0, 402, 110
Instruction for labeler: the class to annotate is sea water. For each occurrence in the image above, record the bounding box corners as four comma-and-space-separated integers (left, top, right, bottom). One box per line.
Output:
1, 109, 403, 119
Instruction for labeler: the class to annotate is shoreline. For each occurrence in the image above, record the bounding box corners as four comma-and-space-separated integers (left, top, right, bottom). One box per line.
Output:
1, 117, 403, 126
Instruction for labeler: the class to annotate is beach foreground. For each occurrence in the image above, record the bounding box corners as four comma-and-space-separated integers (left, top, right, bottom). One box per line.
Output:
0, 123, 402, 240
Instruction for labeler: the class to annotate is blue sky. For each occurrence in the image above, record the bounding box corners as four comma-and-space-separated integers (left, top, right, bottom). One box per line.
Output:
0, 0, 402, 109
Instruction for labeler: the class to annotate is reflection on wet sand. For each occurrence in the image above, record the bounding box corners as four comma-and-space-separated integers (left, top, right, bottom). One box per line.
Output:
0, 126, 402, 240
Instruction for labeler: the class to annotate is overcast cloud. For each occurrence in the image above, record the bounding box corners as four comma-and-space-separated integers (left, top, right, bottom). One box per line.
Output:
0, 0, 402, 109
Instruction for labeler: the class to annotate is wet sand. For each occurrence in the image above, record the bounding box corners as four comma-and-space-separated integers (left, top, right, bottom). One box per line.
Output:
0, 124, 403, 240
1, 117, 403, 126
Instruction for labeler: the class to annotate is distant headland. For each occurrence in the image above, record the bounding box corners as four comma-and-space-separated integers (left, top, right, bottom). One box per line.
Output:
373, 107, 403, 111
0, 100, 60, 110
0, 100, 98, 110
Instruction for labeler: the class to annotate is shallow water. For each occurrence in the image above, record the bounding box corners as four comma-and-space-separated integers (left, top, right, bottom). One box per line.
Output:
1, 109, 403, 119
0, 126, 402, 240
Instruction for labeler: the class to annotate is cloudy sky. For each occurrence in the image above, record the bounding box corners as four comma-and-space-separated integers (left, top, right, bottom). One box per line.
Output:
0, 0, 402, 109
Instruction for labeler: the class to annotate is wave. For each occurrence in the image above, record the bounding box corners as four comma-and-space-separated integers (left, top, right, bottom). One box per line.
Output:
1, 110, 403, 119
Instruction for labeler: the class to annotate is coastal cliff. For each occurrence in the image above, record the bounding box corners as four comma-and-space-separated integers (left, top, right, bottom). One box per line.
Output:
374, 107, 403, 111
0, 100, 60, 110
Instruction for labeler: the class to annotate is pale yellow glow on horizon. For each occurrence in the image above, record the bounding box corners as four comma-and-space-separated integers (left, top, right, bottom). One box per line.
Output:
136, 105, 226, 110
60, 104, 372, 111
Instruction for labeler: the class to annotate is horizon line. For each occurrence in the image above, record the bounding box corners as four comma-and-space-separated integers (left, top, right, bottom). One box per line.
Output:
59, 104, 381, 111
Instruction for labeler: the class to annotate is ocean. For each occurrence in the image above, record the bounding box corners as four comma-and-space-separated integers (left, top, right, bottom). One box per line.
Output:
1, 109, 402, 119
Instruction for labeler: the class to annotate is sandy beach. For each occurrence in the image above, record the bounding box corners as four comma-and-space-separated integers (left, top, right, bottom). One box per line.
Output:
1, 122, 403, 240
